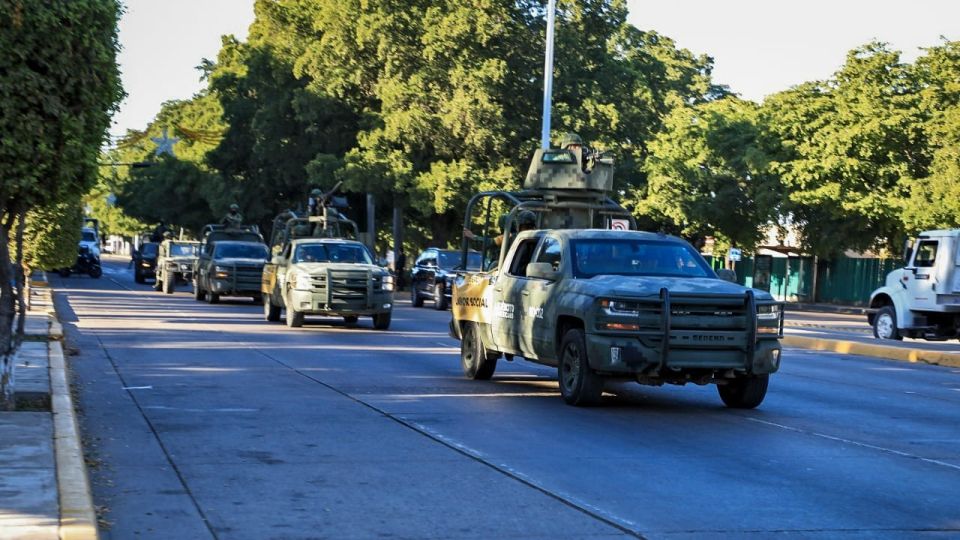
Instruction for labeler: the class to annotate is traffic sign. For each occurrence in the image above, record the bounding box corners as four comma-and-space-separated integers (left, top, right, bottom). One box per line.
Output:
728, 247, 742, 262
610, 218, 630, 231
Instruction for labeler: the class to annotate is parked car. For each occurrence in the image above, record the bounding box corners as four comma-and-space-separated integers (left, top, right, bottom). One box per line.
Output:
410, 248, 482, 310
132, 242, 159, 284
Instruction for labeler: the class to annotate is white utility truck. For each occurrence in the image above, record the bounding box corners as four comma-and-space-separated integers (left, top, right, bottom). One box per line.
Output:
868, 229, 960, 340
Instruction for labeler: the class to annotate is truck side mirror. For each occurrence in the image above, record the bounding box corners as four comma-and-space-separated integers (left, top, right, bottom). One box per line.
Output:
527, 262, 560, 281
716, 269, 738, 283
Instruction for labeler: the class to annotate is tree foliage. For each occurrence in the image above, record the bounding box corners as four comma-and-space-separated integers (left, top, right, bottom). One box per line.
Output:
0, 0, 122, 407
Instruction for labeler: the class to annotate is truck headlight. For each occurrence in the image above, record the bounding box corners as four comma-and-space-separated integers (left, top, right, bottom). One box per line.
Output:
382, 274, 395, 291
214, 265, 230, 279
292, 270, 313, 290
180, 264, 190, 271
757, 304, 782, 321
599, 298, 641, 316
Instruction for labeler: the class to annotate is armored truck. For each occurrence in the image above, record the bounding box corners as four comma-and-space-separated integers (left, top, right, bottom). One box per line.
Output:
451, 145, 784, 408
194, 224, 268, 304
868, 229, 960, 340
262, 205, 393, 329
155, 239, 199, 294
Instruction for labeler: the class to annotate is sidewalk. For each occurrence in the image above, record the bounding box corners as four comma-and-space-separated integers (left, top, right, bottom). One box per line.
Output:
784, 301, 869, 315
0, 277, 96, 540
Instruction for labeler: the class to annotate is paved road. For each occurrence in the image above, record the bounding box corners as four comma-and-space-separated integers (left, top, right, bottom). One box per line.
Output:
53, 259, 960, 539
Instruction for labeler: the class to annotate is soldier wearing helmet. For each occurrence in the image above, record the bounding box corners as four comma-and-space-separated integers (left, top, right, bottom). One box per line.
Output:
222, 203, 243, 228
307, 188, 324, 217
560, 132, 594, 173
463, 209, 539, 269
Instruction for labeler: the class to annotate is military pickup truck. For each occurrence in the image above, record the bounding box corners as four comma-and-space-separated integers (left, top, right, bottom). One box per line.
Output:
450, 144, 783, 408
261, 206, 393, 329
194, 224, 268, 304
155, 239, 199, 294
868, 229, 960, 340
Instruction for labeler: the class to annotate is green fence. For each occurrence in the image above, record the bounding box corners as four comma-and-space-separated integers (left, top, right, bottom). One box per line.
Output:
704, 254, 897, 305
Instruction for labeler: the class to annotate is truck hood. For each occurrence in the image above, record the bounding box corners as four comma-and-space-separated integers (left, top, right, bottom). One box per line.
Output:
294, 262, 386, 275
213, 258, 266, 266
572, 274, 776, 302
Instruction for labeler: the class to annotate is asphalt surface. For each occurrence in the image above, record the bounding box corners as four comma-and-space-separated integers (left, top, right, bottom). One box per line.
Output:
53, 257, 960, 539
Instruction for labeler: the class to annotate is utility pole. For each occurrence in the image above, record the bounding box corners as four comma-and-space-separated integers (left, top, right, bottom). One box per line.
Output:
540, 0, 557, 149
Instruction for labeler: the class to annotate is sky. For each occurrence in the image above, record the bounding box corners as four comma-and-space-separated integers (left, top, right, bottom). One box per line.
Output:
110, 0, 960, 139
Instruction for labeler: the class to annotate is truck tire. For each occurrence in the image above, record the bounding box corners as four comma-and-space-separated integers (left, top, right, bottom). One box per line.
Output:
208, 292, 220, 304
163, 271, 175, 294
434, 283, 448, 310
89, 266, 102, 279
372, 312, 391, 330
411, 286, 424, 307
285, 293, 304, 327
263, 294, 281, 322
558, 328, 604, 406
134, 268, 144, 283
343, 315, 359, 326
872, 306, 902, 340
460, 322, 498, 380
718, 374, 768, 409
194, 281, 205, 301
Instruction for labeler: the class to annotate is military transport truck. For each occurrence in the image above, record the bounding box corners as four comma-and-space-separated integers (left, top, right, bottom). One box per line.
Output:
868, 229, 960, 341
262, 202, 394, 329
194, 224, 268, 304
155, 239, 199, 294
451, 144, 784, 408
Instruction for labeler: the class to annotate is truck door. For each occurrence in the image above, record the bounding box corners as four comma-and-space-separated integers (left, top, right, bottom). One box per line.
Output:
526, 236, 562, 360
492, 236, 541, 355
906, 238, 941, 311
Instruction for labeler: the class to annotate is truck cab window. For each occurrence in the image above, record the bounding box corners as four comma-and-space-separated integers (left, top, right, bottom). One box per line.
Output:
534, 237, 562, 270
508, 238, 540, 277
914, 240, 938, 268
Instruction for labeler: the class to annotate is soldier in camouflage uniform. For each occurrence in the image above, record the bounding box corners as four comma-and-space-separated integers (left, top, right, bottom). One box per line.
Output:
222, 204, 243, 228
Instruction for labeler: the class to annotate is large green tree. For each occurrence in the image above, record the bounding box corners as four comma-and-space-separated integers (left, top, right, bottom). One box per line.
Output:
0, 0, 123, 407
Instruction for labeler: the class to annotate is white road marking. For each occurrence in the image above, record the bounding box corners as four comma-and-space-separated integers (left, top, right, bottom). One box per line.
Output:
142, 406, 257, 413
122, 385, 153, 390
746, 417, 960, 472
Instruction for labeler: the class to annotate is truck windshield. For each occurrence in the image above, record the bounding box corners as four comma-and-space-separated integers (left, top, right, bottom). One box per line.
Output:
571, 239, 711, 279
170, 243, 198, 257
215, 244, 268, 260
293, 243, 372, 264
81, 231, 97, 242
141, 243, 158, 257
439, 250, 482, 270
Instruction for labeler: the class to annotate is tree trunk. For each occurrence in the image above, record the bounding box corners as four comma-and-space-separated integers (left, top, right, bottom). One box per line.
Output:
0, 209, 18, 410
14, 208, 26, 339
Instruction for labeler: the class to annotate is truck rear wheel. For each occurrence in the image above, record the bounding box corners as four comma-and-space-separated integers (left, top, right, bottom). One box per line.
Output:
558, 328, 603, 406
208, 292, 220, 304
718, 374, 768, 409
872, 306, 902, 340
434, 284, 448, 310
264, 294, 281, 322
460, 322, 497, 380
194, 281, 205, 301
411, 287, 424, 307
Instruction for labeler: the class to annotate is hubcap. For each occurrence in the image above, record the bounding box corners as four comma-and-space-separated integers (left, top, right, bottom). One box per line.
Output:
877, 313, 894, 338
561, 343, 580, 391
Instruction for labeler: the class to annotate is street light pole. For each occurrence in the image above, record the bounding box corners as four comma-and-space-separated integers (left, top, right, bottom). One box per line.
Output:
540, 0, 557, 149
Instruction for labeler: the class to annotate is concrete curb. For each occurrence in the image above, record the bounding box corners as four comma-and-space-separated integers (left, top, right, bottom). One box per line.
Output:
41, 284, 99, 540
782, 335, 960, 368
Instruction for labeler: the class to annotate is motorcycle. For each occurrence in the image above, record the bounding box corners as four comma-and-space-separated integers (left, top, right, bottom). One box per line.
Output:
59, 245, 102, 278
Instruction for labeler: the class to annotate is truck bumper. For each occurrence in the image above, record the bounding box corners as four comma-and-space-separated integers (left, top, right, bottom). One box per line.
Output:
210, 279, 260, 296
584, 332, 782, 376
287, 289, 392, 316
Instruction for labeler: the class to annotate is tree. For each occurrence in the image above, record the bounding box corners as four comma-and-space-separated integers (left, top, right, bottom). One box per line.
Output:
637, 97, 781, 250
0, 0, 123, 407
764, 42, 927, 257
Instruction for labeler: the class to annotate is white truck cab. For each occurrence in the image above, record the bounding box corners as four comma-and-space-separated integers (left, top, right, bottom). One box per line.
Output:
868, 229, 960, 340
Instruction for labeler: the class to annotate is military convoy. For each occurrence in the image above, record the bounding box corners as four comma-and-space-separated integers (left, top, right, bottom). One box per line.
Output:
261, 189, 394, 329
451, 143, 784, 408
868, 229, 960, 341
193, 224, 269, 304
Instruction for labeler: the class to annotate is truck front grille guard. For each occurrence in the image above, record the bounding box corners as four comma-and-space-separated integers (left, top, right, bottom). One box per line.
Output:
643, 289, 758, 374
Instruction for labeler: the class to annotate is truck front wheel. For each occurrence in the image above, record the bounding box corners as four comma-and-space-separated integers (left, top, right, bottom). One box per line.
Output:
718, 374, 768, 409
872, 306, 902, 340
285, 292, 304, 327
372, 313, 391, 330
163, 271, 175, 294
558, 328, 603, 406
460, 322, 497, 380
